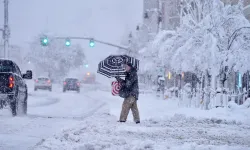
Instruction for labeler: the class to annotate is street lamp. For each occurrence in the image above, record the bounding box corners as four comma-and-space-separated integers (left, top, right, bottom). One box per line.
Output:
168, 72, 171, 80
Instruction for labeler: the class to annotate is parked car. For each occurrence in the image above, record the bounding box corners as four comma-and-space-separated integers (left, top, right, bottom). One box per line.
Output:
63, 78, 80, 93
0, 59, 32, 116
34, 77, 52, 91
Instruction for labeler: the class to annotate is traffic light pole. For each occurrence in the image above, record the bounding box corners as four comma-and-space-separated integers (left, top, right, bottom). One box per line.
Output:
54, 36, 130, 51
1, 0, 9, 58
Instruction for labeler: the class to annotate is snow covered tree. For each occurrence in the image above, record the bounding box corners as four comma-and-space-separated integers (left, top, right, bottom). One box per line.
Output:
138, 0, 250, 108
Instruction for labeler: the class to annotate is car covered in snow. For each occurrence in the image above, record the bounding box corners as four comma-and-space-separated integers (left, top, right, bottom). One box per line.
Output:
63, 78, 80, 93
34, 77, 52, 91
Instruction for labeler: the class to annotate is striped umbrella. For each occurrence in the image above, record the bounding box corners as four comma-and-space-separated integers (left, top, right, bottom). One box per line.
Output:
97, 55, 139, 78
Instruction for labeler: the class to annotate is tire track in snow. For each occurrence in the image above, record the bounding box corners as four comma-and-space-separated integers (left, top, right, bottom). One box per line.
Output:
30, 94, 107, 150
28, 97, 60, 108
28, 91, 106, 120
27, 101, 106, 121
0, 91, 107, 150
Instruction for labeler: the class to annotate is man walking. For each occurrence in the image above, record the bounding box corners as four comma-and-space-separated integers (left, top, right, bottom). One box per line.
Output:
116, 62, 140, 124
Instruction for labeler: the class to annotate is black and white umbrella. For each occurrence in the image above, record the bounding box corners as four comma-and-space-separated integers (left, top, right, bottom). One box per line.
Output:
97, 55, 139, 78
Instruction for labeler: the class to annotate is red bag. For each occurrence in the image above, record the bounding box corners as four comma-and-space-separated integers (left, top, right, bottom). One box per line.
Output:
111, 81, 121, 96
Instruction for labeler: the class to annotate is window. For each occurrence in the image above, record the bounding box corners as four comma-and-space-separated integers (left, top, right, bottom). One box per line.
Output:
245, 1, 250, 6
38, 78, 49, 81
144, 12, 149, 19
14, 63, 22, 76
0, 60, 16, 73
65, 78, 78, 82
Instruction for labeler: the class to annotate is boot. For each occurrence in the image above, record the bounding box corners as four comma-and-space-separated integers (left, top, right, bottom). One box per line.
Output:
118, 120, 126, 123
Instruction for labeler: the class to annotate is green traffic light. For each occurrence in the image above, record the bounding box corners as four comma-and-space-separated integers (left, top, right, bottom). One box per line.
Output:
85, 64, 89, 68
89, 40, 95, 47
41, 37, 49, 46
65, 41, 70, 46
65, 39, 71, 46
43, 39, 48, 43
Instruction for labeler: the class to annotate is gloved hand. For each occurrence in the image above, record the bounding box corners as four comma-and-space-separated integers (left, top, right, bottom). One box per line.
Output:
115, 76, 122, 82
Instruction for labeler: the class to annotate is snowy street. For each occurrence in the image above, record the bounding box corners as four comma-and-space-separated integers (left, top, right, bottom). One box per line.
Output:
0, 83, 106, 150
1, 0, 250, 149
0, 83, 250, 150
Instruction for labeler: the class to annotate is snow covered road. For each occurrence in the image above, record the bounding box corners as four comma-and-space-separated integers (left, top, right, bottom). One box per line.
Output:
0, 85, 106, 150
1, 83, 250, 150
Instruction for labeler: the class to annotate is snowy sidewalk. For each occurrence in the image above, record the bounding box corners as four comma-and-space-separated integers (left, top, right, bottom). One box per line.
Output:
34, 90, 250, 150
84, 90, 250, 125
34, 112, 250, 150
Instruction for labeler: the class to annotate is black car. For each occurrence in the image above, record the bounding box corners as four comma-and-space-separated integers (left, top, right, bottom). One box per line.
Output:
63, 78, 80, 93
0, 59, 32, 116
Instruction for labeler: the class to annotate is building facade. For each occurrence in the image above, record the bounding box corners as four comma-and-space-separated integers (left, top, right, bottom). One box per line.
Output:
143, 0, 160, 35
243, 0, 250, 20
221, 0, 250, 20
161, 0, 180, 30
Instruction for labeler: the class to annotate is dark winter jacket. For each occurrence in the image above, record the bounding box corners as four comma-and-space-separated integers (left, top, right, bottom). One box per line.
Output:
116, 68, 139, 100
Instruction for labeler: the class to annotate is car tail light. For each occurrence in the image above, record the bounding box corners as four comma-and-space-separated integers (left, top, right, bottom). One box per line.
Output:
64, 82, 67, 85
35, 79, 38, 82
47, 80, 51, 84
77, 82, 80, 86
9, 76, 14, 88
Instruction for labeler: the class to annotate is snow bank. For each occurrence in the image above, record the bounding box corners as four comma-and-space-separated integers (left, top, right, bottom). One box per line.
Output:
34, 112, 250, 150
33, 91, 250, 150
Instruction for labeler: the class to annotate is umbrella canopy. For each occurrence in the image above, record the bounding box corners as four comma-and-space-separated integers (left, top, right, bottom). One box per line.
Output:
97, 55, 139, 78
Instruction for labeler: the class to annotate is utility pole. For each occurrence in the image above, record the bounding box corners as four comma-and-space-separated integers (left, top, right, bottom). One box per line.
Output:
157, 0, 161, 33
3, 0, 9, 58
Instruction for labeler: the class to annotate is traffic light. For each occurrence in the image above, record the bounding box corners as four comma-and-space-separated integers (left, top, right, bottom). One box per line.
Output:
85, 64, 89, 68
41, 37, 49, 46
65, 38, 71, 46
89, 39, 95, 47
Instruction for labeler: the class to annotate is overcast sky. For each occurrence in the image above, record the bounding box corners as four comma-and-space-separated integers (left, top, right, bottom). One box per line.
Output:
0, 0, 142, 77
